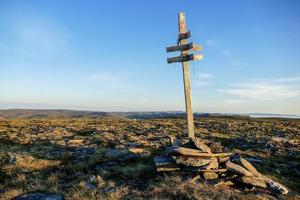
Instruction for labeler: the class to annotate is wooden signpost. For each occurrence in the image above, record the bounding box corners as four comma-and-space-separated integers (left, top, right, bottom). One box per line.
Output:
166, 12, 203, 139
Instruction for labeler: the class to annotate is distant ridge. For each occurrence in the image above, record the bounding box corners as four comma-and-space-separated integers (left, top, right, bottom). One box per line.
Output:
0, 109, 299, 120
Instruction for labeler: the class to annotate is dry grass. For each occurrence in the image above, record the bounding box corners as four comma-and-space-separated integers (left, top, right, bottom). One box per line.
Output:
0, 117, 299, 199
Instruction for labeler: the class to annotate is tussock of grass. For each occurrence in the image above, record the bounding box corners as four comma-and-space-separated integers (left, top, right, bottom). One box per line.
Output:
149, 174, 259, 200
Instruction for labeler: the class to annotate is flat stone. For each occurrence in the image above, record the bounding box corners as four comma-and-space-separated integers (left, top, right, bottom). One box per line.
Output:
174, 156, 211, 167
226, 161, 254, 177
239, 176, 267, 188
203, 172, 218, 180
15, 193, 63, 200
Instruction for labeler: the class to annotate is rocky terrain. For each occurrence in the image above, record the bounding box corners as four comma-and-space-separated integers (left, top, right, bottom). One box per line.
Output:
0, 116, 299, 199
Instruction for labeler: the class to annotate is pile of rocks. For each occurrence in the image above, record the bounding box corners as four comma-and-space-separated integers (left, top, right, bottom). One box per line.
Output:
154, 136, 288, 195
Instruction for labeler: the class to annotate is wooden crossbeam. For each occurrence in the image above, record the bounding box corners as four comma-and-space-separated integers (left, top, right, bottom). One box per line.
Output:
167, 54, 203, 64
166, 42, 202, 52
177, 31, 191, 44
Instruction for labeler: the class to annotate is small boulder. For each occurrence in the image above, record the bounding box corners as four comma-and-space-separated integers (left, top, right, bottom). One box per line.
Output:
209, 142, 223, 153
203, 172, 218, 180
15, 193, 63, 200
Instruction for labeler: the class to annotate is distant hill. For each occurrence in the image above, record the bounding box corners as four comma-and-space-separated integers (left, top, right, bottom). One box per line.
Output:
0, 109, 110, 119
0, 109, 249, 120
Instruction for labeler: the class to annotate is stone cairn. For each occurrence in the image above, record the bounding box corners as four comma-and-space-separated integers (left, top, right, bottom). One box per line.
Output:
154, 136, 288, 195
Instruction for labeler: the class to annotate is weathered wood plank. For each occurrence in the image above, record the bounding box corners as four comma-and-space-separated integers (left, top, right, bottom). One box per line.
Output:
178, 12, 195, 139
167, 54, 203, 64
166, 42, 202, 52
177, 31, 191, 44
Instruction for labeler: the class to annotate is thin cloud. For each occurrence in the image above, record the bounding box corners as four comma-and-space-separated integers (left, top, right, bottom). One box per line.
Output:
194, 81, 210, 87
197, 73, 214, 79
194, 72, 215, 87
232, 60, 248, 67
275, 76, 300, 82
224, 99, 245, 104
219, 78, 300, 100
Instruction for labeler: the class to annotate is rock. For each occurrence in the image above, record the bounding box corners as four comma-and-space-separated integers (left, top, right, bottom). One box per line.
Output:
154, 156, 180, 171
0, 153, 18, 165
203, 172, 218, 180
174, 147, 231, 157
117, 153, 139, 162
104, 148, 128, 159
67, 139, 85, 146
174, 156, 211, 167
238, 157, 260, 177
95, 161, 118, 170
209, 142, 223, 153
245, 157, 263, 164
103, 187, 116, 194
169, 135, 182, 147
71, 147, 96, 158
259, 174, 289, 194
154, 156, 175, 166
157, 164, 180, 172
199, 169, 227, 173
214, 180, 234, 187
204, 158, 219, 170
271, 137, 289, 143
267, 180, 288, 195
128, 148, 144, 154
238, 176, 267, 188
191, 137, 211, 153
85, 182, 97, 190
226, 161, 254, 177
218, 156, 229, 163
15, 193, 63, 200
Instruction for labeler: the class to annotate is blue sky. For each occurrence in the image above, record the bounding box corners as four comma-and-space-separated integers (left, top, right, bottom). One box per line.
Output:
0, 0, 300, 115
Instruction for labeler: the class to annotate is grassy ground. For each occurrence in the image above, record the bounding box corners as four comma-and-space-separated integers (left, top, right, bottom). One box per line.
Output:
0, 117, 299, 199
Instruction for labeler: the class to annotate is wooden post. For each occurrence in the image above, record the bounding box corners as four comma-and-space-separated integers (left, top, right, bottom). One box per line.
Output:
178, 12, 194, 139
166, 12, 203, 139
